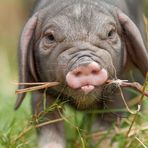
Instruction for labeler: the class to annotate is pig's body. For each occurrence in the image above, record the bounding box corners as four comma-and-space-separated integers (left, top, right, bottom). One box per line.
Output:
16, 0, 148, 147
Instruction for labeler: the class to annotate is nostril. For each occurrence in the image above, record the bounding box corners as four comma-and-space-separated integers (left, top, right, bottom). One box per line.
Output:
91, 69, 100, 75
74, 71, 82, 77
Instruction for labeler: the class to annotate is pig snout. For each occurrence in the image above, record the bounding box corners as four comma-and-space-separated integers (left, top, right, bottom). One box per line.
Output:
66, 62, 108, 94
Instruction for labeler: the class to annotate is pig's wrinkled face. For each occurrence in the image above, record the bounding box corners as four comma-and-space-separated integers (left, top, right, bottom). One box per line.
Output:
34, 3, 123, 109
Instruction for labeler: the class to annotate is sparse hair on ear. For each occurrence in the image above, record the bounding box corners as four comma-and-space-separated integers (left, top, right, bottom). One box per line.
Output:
117, 9, 148, 76
15, 12, 39, 110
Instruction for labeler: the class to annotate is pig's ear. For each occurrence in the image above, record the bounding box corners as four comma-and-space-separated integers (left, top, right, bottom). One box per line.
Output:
15, 13, 38, 110
117, 10, 148, 76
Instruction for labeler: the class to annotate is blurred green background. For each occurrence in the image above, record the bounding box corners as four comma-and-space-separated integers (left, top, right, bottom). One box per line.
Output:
0, 0, 148, 148
0, 0, 33, 118
0, 1, 37, 147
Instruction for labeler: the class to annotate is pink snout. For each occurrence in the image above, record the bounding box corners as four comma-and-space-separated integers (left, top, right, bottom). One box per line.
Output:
66, 62, 108, 94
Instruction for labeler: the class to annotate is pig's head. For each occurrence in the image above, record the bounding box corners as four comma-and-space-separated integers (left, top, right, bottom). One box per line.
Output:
15, 1, 148, 109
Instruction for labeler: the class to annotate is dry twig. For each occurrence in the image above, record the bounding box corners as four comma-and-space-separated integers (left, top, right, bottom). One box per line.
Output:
86, 122, 148, 140
15, 82, 59, 94
13, 117, 63, 144
15, 79, 148, 96
106, 79, 148, 97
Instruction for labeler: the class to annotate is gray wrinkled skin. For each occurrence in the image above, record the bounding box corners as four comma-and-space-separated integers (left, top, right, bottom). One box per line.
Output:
16, 0, 148, 147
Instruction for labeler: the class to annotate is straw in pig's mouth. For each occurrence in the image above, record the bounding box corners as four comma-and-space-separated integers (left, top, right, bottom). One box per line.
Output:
15, 79, 148, 97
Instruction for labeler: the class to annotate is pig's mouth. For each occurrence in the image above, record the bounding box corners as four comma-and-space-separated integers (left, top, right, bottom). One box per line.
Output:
80, 85, 95, 94
66, 62, 108, 94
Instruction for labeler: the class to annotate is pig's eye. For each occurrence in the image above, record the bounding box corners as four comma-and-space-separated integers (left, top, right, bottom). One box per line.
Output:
45, 33, 56, 43
107, 29, 116, 39
43, 32, 57, 50
45, 32, 56, 44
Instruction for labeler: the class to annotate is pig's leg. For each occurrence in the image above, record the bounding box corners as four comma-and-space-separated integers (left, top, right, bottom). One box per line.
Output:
31, 91, 65, 148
